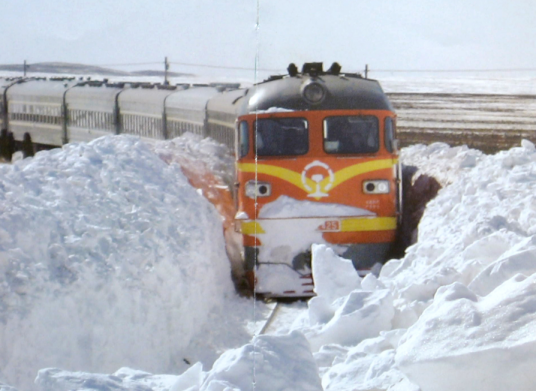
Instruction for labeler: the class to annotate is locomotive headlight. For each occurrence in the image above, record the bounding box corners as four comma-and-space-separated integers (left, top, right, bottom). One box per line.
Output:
301, 80, 326, 105
245, 180, 272, 198
363, 180, 390, 194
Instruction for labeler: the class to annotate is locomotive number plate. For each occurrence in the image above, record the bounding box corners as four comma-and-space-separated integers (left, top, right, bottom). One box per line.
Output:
317, 220, 341, 232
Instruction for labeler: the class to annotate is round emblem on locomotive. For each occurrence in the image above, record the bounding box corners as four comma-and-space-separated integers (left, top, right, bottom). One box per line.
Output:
301, 160, 335, 198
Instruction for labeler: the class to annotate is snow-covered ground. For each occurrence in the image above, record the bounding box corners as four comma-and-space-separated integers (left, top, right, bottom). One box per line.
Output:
2, 74, 536, 390
3, 134, 536, 391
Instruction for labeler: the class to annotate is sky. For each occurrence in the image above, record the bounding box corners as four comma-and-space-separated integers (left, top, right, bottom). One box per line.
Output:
1, 0, 536, 79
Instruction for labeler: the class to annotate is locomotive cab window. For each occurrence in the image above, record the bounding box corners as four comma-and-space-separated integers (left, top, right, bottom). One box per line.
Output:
238, 120, 249, 158
385, 117, 396, 153
254, 118, 308, 156
323, 116, 379, 154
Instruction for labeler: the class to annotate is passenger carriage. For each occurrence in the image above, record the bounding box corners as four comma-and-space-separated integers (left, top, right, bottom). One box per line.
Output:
117, 84, 182, 140
205, 88, 245, 150
65, 82, 123, 143
165, 86, 221, 139
6, 78, 78, 147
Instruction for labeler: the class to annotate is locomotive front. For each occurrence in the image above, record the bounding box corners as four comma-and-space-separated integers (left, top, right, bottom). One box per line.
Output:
234, 63, 401, 297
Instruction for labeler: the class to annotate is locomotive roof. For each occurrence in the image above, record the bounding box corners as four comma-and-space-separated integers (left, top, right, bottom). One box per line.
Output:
165, 86, 221, 112
239, 63, 394, 115
0, 78, 23, 94
6, 79, 80, 98
66, 83, 124, 112
207, 88, 246, 115
118, 86, 178, 107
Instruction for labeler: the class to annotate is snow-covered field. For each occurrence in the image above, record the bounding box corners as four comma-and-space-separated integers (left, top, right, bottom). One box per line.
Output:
3, 70, 536, 94
2, 75, 536, 390
378, 72, 536, 95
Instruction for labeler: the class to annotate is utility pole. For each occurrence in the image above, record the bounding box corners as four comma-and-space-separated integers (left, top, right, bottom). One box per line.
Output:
364, 64, 369, 79
23, 60, 30, 77
164, 57, 169, 85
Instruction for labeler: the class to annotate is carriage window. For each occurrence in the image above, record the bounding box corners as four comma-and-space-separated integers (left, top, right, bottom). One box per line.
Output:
254, 118, 308, 156
238, 121, 249, 158
323, 116, 379, 154
385, 117, 396, 152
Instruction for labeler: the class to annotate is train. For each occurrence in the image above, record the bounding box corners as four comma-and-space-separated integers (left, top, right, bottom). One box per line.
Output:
0, 62, 401, 297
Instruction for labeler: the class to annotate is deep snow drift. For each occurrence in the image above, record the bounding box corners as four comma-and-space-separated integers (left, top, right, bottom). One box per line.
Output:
3, 134, 536, 390
0, 135, 259, 390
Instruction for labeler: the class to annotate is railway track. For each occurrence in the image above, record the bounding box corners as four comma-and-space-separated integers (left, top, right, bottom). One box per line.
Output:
256, 299, 308, 335
387, 93, 536, 153
258, 301, 282, 335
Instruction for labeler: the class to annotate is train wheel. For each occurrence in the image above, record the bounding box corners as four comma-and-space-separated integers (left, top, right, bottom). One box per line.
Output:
22, 133, 35, 158
0, 129, 9, 161
245, 270, 257, 293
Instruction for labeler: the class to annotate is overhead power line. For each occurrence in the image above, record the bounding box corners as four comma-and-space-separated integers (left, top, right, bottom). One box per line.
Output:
370, 67, 536, 73
94, 62, 162, 67
93, 60, 281, 72
169, 61, 281, 72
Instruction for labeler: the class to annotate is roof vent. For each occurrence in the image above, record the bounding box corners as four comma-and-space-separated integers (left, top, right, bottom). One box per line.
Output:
287, 63, 298, 77
327, 62, 341, 75
301, 62, 323, 77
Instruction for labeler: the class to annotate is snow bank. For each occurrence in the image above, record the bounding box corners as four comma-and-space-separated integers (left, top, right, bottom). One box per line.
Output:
36, 367, 179, 391
389, 140, 536, 390
0, 136, 251, 390
400, 142, 483, 187
150, 134, 244, 283
304, 140, 536, 391
397, 277, 536, 391
36, 332, 323, 391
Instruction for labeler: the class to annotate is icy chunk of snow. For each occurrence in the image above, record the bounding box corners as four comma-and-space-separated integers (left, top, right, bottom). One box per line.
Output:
252, 107, 294, 114
170, 362, 204, 391
521, 139, 535, 151
305, 289, 394, 351
468, 236, 536, 296
311, 244, 361, 303
200, 331, 322, 391
234, 211, 249, 220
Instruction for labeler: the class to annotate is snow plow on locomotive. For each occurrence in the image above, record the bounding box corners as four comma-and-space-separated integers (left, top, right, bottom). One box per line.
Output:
234, 63, 401, 297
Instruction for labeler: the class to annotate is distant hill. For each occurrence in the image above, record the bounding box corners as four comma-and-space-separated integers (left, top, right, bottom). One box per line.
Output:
130, 70, 191, 77
0, 62, 193, 77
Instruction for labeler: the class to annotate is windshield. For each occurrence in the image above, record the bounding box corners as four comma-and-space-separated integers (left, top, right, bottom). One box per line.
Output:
254, 118, 308, 156
323, 116, 379, 154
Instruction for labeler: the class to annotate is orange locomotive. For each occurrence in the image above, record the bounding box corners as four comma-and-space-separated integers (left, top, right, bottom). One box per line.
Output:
233, 62, 401, 297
